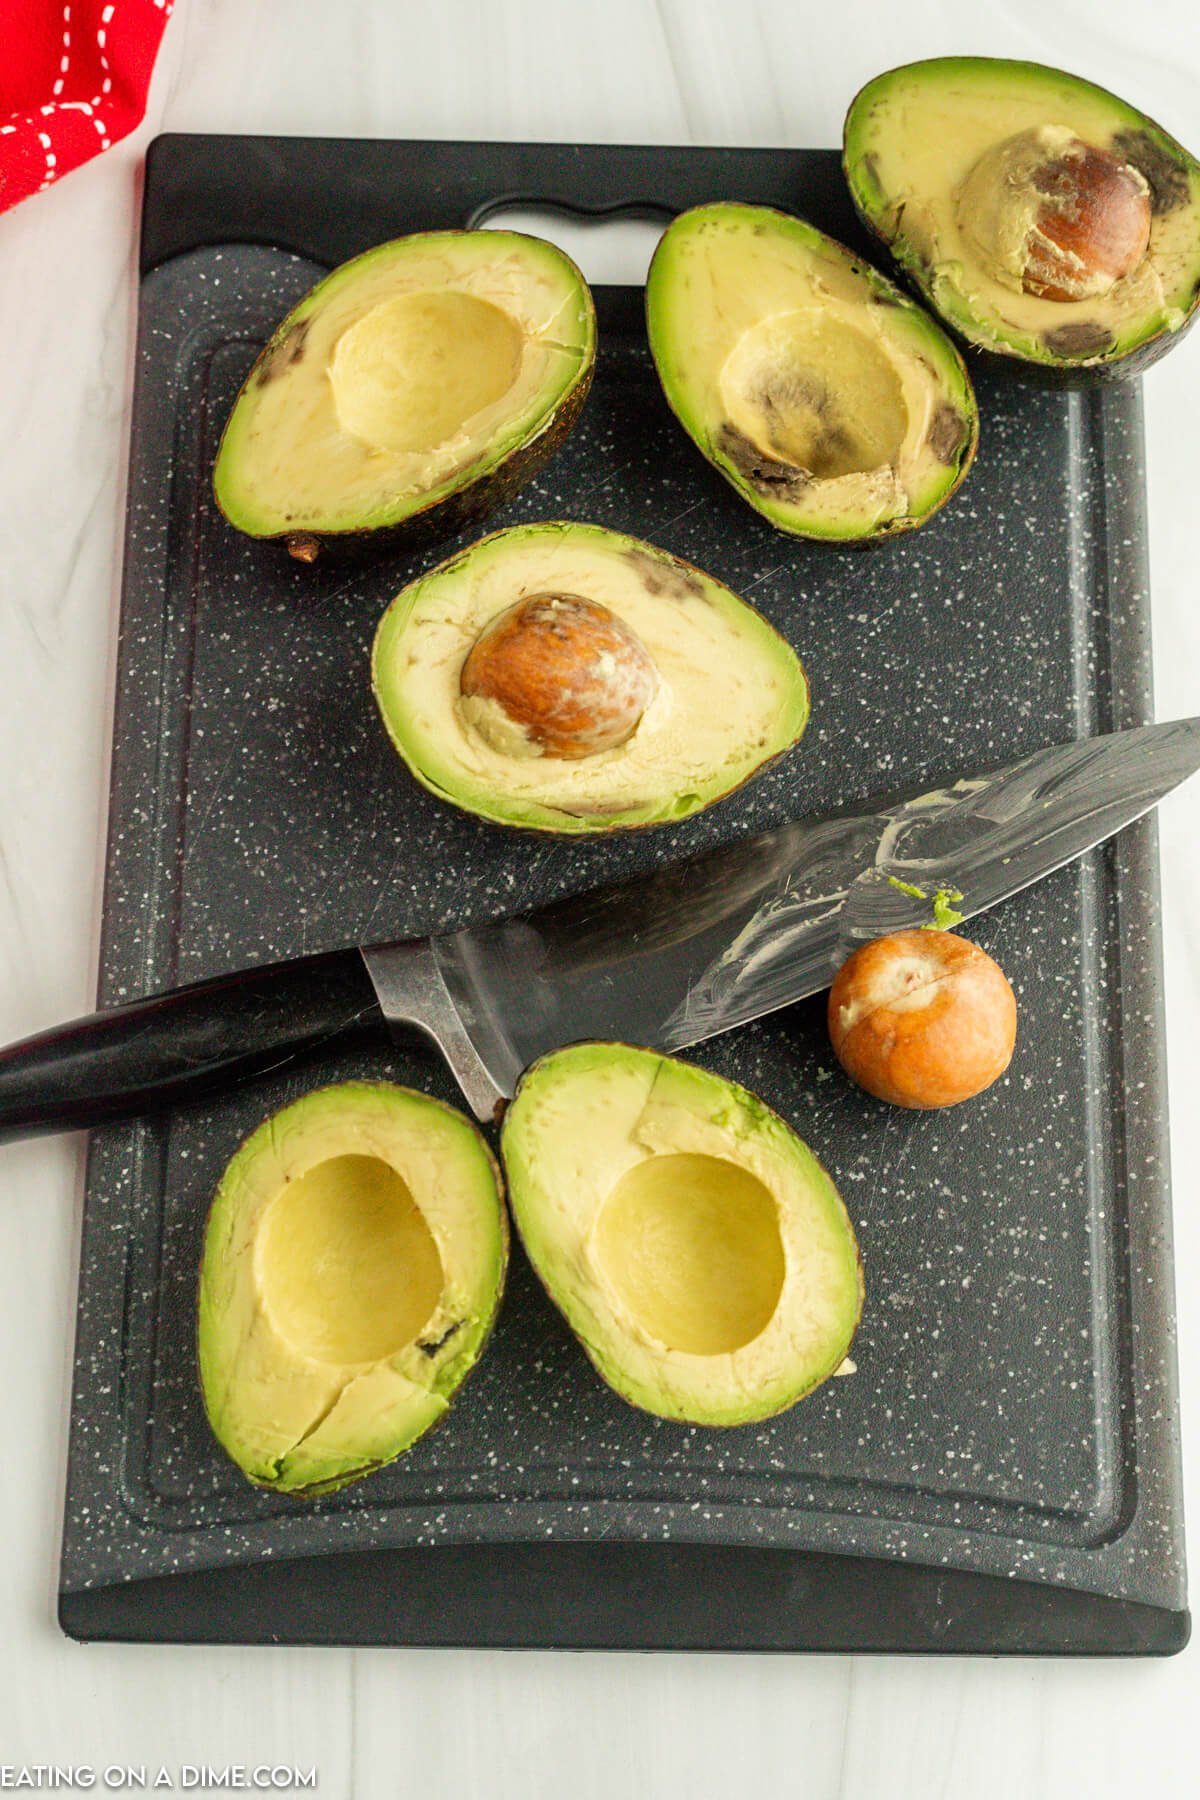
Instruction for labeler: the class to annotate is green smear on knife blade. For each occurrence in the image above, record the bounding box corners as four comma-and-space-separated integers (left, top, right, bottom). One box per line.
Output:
887, 875, 965, 930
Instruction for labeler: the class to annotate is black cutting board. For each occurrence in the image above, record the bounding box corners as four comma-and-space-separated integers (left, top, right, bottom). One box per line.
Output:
57, 135, 1188, 1653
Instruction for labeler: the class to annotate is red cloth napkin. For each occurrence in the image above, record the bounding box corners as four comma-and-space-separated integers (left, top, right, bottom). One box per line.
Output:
0, 0, 174, 214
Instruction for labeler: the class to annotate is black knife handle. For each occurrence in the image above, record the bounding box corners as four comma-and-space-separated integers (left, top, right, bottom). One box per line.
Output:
0, 949, 385, 1143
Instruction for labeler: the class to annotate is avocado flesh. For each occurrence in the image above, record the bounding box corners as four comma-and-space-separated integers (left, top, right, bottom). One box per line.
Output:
501, 1044, 863, 1425
844, 57, 1200, 378
197, 1082, 507, 1495
371, 521, 810, 833
645, 202, 977, 542
212, 230, 595, 551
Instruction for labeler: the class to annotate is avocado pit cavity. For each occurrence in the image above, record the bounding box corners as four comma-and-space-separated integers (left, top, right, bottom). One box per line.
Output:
458, 591, 659, 760
955, 125, 1151, 302
258, 1153, 445, 1364
593, 1151, 785, 1355
719, 310, 909, 482
330, 289, 524, 453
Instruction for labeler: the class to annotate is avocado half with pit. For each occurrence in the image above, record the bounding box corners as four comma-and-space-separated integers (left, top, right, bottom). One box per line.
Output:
844, 58, 1200, 382
501, 1043, 863, 1426
197, 1081, 508, 1496
371, 521, 810, 833
644, 202, 977, 543
212, 231, 596, 560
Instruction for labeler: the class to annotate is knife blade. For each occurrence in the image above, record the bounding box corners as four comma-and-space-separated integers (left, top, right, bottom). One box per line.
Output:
2, 717, 1197, 1140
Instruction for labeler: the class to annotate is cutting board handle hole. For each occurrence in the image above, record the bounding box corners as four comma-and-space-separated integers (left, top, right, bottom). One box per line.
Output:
471, 203, 670, 286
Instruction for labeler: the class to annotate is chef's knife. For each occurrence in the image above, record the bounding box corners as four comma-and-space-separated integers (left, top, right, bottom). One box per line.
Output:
1, 717, 1198, 1141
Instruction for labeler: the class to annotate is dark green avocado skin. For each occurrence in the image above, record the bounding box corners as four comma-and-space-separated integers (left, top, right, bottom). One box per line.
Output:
964, 309, 1199, 391
218, 362, 595, 565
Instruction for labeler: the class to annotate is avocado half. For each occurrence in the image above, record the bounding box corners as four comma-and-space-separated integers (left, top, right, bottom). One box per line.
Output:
212, 231, 596, 559
371, 521, 811, 834
844, 58, 1200, 383
501, 1043, 863, 1426
197, 1081, 508, 1496
645, 202, 977, 543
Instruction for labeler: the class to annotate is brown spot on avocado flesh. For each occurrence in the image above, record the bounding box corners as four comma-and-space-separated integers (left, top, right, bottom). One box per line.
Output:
417, 1320, 463, 1357
1112, 129, 1190, 216
255, 317, 311, 387
810, 425, 854, 468
928, 404, 966, 465
1041, 320, 1114, 358
622, 548, 706, 600
716, 423, 812, 499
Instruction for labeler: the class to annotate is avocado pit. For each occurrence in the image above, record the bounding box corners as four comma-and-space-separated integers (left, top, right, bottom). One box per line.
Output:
956, 126, 1151, 302
459, 591, 659, 760
828, 929, 1017, 1109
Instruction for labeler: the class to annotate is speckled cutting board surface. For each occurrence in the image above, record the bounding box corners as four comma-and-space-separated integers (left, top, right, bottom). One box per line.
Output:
57, 138, 1185, 1647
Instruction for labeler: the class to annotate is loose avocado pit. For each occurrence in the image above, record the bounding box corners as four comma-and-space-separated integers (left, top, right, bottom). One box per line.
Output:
844, 58, 1200, 380
459, 592, 658, 760
645, 202, 977, 542
197, 1082, 508, 1496
501, 1044, 863, 1426
372, 521, 810, 833
828, 929, 1017, 1109
212, 230, 596, 556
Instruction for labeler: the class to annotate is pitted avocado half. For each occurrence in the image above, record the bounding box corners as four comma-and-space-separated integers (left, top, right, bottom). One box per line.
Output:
844, 58, 1200, 382
197, 1082, 507, 1496
645, 202, 977, 542
371, 521, 810, 834
213, 231, 595, 560
501, 1044, 863, 1426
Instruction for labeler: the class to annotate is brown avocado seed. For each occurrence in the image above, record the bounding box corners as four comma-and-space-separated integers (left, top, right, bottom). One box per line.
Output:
459, 592, 659, 760
828, 929, 1017, 1110
957, 128, 1151, 303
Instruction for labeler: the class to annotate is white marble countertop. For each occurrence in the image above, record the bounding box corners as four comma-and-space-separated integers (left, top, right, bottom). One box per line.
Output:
1, 0, 1198, 1791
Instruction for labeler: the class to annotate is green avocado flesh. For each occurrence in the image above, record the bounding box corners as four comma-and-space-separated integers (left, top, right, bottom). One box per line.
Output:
197, 1082, 507, 1496
501, 1044, 863, 1425
645, 202, 977, 542
844, 58, 1200, 379
371, 521, 810, 834
212, 231, 595, 554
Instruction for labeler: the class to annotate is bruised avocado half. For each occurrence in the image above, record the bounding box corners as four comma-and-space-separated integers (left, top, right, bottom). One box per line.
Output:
212, 231, 596, 559
371, 521, 810, 834
197, 1082, 507, 1495
844, 57, 1200, 381
645, 202, 977, 542
501, 1044, 863, 1425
